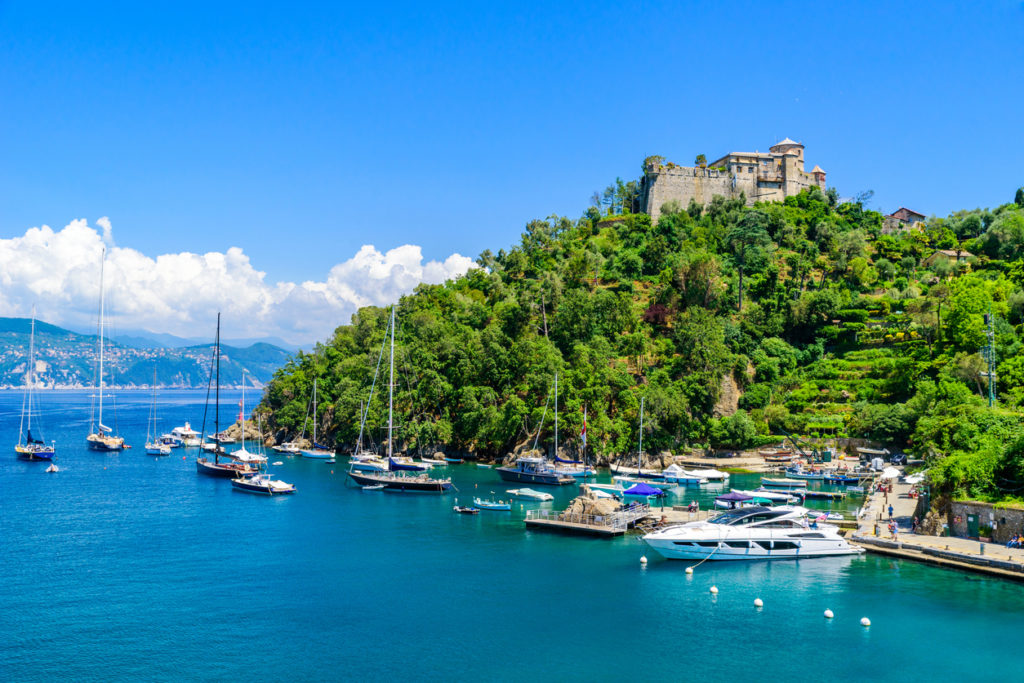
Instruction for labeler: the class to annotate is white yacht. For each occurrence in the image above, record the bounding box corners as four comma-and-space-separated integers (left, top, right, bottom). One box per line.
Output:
171, 422, 202, 447
642, 506, 863, 561
660, 464, 707, 485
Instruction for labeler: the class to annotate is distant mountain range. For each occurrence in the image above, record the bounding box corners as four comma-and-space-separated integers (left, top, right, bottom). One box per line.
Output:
0, 317, 294, 389
106, 329, 302, 353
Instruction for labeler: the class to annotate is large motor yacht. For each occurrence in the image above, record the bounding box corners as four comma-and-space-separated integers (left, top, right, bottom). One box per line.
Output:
642, 506, 863, 562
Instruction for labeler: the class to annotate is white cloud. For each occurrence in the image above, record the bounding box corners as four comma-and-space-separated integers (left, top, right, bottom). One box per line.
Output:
0, 219, 476, 345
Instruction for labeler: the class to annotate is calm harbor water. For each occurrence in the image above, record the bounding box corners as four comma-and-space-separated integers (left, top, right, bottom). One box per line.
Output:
1, 390, 1022, 681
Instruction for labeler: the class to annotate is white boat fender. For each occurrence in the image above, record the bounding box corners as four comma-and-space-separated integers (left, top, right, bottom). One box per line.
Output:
640, 556, 648, 565
860, 617, 871, 627
824, 609, 834, 619
685, 566, 694, 575
753, 598, 763, 608
709, 585, 718, 594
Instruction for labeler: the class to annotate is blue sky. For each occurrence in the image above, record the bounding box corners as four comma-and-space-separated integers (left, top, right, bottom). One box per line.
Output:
1, 1, 1022, 343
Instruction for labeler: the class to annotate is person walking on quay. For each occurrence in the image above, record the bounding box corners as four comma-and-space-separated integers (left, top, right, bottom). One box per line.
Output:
911, 516, 919, 534
888, 504, 894, 521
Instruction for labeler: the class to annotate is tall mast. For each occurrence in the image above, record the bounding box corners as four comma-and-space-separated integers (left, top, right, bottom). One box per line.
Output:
215, 313, 221, 463
312, 378, 317, 443
357, 399, 364, 452
554, 372, 558, 460
387, 306, 395, 459
27, 308, 35, 433
638, 396, 645, 474
98, 248, 105, 430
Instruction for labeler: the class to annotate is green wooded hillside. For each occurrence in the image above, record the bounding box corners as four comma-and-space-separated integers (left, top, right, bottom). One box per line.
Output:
261, 181, 1024, 503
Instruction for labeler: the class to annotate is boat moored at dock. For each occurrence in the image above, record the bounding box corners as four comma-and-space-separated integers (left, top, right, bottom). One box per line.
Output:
642, 506, 864, 561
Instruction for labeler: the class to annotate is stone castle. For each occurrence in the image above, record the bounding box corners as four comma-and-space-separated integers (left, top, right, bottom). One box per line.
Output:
640, 138, 826, 224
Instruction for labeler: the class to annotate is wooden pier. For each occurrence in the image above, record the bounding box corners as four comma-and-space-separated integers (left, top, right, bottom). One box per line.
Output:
524, 506, 651, 537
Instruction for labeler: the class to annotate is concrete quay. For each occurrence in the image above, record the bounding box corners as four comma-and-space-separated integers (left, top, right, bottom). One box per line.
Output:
852, 476, 1024, 582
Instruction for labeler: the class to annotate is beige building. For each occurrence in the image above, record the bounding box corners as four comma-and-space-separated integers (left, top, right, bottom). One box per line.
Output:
882, 207, 926, 234
641, 138, 827, 224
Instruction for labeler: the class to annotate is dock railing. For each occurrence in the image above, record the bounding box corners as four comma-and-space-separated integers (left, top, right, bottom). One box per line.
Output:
526, 505, 651, 531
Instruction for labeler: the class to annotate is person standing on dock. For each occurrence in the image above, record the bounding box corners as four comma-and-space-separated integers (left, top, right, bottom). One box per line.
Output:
888, 504, 894, 521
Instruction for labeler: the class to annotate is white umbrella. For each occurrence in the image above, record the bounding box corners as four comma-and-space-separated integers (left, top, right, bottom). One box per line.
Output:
881, 467, 900, 479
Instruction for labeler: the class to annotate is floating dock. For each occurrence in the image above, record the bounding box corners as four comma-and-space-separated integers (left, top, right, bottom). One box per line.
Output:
524, 506, 650, 537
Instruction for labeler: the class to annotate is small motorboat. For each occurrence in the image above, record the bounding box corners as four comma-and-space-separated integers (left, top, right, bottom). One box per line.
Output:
230, 472, 296, 495
476, 463, 493, 469
46, 464, 59, 473
420, 456, 447, 465
272, 461, 284, 466
453, 505, 479, 514
473, 497, 511, 511
444, 457, 465, 463
145, 442, 172, 456
362, 484, 386, 491
325, 458, 336, 464
508, 488, 554, 501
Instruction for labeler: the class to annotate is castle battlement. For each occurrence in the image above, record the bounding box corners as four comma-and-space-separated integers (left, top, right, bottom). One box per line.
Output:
641, 138, 827, 224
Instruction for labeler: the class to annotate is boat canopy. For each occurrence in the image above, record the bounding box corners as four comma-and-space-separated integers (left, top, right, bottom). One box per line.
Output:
624, 482, 663, 496
26, 429, 44, 444
856, 447, 890, 455
716, 491, 753, 502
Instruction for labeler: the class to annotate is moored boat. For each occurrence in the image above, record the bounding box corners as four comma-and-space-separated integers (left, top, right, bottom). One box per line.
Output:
507, 488, 554, 501
15, 311, 57, 461
300, 379, 335, 459
170, 423, 202, 447
473, 497, 511, 511
231, 471, 296, 495
145, 375, 171, 456
760, 477, 809, 491
345, 306, 453, 494
85, 251, 126, 453
497, 457, 576, 486
195, 314, 257, 480
642, 506, 864, 561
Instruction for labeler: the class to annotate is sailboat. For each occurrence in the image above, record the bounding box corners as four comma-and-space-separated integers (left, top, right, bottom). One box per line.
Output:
145, 373, 171, 455
346, 306, 452, 492
497, 373, 576, 486
300, 378, 334, 459
229, 373, 266, 466
231, 413, 294, 495
549, 374, 595, 478
196, 314, 258, 479
609, 396, 663, 479
15, 310, 56, 461
86, 249, 126, 452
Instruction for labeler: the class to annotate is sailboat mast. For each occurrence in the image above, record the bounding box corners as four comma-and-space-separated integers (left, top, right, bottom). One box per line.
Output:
357, 399, 364, 452
312, 378, 317, 444
387, 306, 395, 459
98, 249, 105, 430
27, 310, 35, 433
215, 313, 221, 463
554, 372, 558, 460
638, 396, 645, 473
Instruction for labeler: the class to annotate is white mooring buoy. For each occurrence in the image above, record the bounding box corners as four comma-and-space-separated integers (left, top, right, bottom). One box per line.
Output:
860, 617, 871, 627
709, 585, 718, 594
753, 598, 763, 608
640, 556, 648, 565
824, 609, 834, 619
685, 566, 694, 575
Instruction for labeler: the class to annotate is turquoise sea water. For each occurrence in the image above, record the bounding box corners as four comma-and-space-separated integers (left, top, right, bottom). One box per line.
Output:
1, 390, 1022, 682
